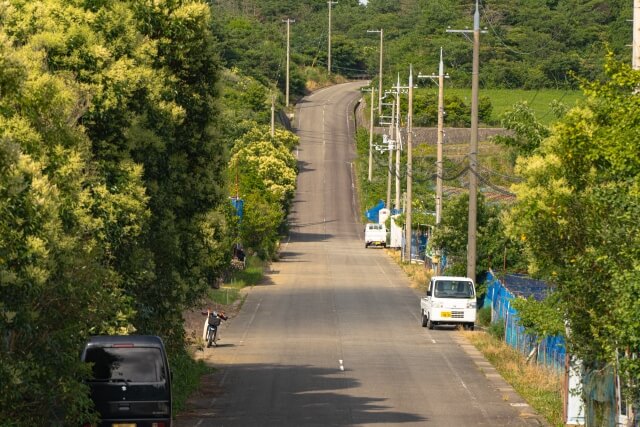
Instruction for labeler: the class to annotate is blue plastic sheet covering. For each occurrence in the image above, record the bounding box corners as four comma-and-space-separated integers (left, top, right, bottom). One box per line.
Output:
412, 232, 427, 261
365, 200, 385, 223
401, 230, 428, 262
230, 197, 244, 219
484, 270, 566, 371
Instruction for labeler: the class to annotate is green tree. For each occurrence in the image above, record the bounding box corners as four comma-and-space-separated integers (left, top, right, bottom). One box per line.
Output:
429, 193, 526, 280
493, 101, 551, 162
1, 0, 231, 422
0, 6, 144, 421
504, 55, 640, 399
229, 124, 298, 259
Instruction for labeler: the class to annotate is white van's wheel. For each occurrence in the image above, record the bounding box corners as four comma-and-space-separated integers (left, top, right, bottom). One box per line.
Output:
421, 311, 428, 327
427, 318, 434, 330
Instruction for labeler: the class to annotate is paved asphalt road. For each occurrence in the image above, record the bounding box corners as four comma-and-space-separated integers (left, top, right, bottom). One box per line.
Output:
176, 82, 545, 426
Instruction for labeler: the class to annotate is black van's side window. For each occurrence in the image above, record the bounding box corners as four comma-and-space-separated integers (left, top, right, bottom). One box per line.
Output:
85, 347, 164, 382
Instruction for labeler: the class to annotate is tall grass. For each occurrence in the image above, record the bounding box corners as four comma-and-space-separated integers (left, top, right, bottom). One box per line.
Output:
385, 249, 431, 292
463, 331, 564, 427
169, 350, 212, 414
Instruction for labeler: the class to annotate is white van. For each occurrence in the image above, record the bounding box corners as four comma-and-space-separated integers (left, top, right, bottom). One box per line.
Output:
364, 223, 386, 248
420, 276, 476, 330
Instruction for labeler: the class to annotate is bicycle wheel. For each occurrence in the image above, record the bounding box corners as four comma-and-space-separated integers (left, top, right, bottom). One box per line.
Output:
207, 327, 213, 348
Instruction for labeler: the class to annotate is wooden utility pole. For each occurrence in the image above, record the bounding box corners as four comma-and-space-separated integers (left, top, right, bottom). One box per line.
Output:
369, 87, 375, 181
394, 74, 401, 211
419, 50, 449, 274
436, 48, 447, 226
327, 1, 338, 74
447, 0, 484, 280
404, 65, 414, 263
386, 101, 394, 210
283, 18, 295, 107
466, 0, 481, 281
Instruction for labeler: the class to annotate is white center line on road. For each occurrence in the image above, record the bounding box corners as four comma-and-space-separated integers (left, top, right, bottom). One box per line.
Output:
339, 359, 344, 371
432, 339, 437, 344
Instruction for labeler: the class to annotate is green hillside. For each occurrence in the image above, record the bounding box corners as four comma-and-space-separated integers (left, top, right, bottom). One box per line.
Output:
210, 0, 633, 94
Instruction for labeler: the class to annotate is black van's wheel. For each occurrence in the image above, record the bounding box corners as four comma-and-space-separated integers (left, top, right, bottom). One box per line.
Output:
421, 310, 428, 327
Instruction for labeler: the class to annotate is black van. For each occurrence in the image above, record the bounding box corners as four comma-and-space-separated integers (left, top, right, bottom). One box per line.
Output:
81, 335, 172, 427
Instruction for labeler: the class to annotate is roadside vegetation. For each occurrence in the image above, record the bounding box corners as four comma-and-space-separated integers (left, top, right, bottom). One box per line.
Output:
462, 331, 564, 427
0, 1, 293, 423
356, 56, 640, 421
1, 0, 638, 424
210, 256, 267, 307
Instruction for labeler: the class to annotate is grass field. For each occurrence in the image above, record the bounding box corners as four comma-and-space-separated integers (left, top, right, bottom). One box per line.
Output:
421, 87, 585, 126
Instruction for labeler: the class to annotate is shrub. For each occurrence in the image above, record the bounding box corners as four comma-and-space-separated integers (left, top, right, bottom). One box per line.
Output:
477, 306, 492, 327
488, 320, 506, 341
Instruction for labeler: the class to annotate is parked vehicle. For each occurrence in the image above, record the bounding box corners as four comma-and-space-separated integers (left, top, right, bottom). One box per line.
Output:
420, 276, 476, 330
202, 310, 228, 347
364, 222, 386, 248
81, 335, 172, 427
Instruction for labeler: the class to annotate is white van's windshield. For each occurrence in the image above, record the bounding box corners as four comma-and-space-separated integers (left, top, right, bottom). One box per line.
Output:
434, 280, 474, 299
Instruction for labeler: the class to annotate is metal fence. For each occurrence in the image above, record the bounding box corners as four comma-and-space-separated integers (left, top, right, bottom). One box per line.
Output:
484, 270, 566, 372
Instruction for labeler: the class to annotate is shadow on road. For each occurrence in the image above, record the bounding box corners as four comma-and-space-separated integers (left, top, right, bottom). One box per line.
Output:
287, 230, 334, 243
176, 363, 427, 426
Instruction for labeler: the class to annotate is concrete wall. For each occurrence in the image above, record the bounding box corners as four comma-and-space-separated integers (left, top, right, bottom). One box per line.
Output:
355, 96, 513, 145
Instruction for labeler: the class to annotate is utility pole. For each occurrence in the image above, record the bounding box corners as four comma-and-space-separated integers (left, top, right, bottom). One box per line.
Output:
327, 1, 338, 74
386, 99, 395, 210
361, 86, 376, 181
634, 0, 640, 69
404, 65, 414, 263
418, 50, 449, 226
367, 29, 384, 115
435, 48, 448, 226
447, 0, 484, 281
270, 91, 276, 137
467, 0, 480, 281
391, 74, 410, 212
283, 18, 295, 107
394, 74, 402, 211
369, 87, 375, 181
419, 50, 449, 274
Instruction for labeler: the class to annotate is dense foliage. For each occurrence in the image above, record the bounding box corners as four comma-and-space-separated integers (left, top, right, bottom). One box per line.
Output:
210, 0, 632, 90
0, 0, 235, 423
504, 56, 640, 398
428, 193, 526, 279
229, 125, 299, 259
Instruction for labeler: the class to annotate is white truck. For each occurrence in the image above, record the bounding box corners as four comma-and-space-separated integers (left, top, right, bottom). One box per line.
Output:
364, 223, 386, 248
420, 276, 476, 330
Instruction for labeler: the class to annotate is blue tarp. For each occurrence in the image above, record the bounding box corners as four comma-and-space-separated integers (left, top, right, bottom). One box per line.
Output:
365, 200, 385, 223
230, 197, 244, 219
484, 270, 566, 371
